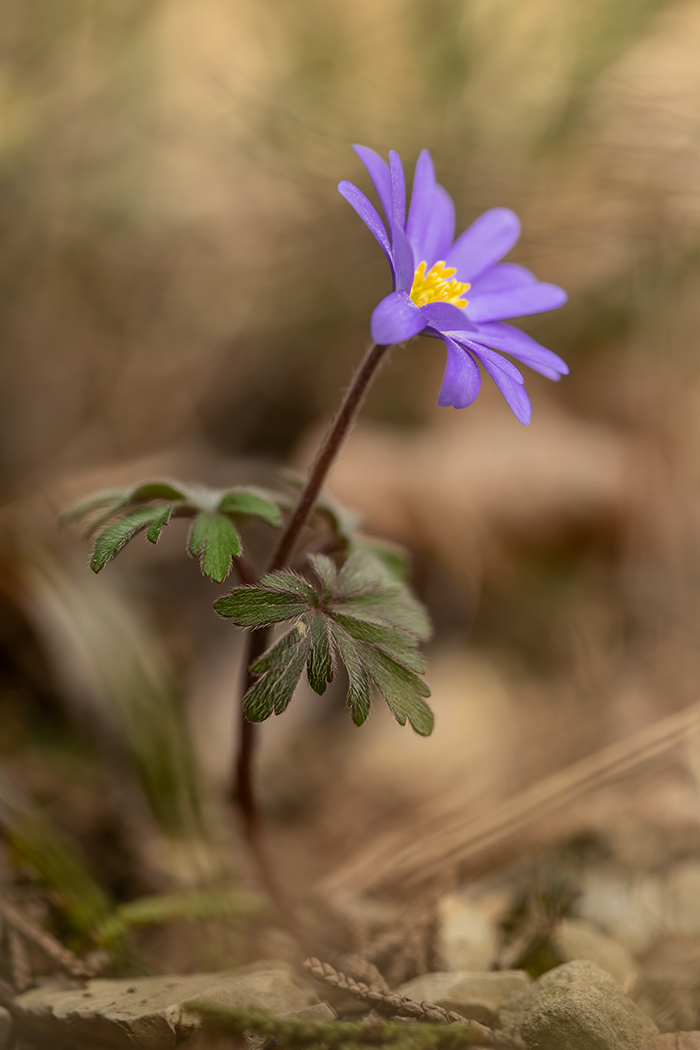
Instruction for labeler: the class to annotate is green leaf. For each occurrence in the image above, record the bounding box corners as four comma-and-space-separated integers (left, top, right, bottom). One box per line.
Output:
129, 480, 188, 504
309, 553, 337, 600
146, 504, 173, 543
331, 612, 425, 674
306, 613, 334, 695
257, 570, 319, 604
214, 588, 308, 626
91, 506, 173, 572
330, 624, 371, 726
336, 549, 387, 596
60, 488, 128, 527
244, 625, 311, 720
339, 584, 432, 642
218, 489, 281, 527
188, 512, 242, 583
350, 535, 409, 582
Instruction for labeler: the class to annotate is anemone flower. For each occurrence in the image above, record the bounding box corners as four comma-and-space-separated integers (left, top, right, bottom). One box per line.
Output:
338, 146, 568, 424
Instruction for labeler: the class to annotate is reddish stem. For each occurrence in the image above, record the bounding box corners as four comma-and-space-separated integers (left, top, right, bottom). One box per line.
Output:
232, 341, 389, 938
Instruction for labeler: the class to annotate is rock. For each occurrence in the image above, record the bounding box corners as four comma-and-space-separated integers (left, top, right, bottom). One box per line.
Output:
642, 1035, 700, 1050
394, 970, 531, 1026
10, 961, 317, 1050
500, 959, 659, 1050
575, 868, 670, 955
437, 890, 509, 971
552, 917, 639, 990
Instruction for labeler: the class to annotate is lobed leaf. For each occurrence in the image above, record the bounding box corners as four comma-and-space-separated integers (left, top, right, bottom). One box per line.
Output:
146, 504, 173, 543
60, 488, 128, 527
214, 587, 308, 626
91, 506, 174, 572
306, 612, 335, 695
331, 624, 372, 726
129, 480, 188, 504
309, 553, 338, 601
244, 624, 311, 720
218, 488, 281, 527
331, 612, 425, 674
257, 570, 319, 604
188, 512, 242, 583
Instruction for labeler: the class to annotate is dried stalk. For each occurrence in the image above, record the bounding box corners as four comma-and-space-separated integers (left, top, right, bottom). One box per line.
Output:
321, 701, 700, 896
0, 900, 94, 981
302, 958, 524, 1049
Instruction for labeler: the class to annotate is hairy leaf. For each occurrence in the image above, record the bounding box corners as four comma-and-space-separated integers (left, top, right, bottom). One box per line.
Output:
331, 612, 425, 674
214, 588, 308, 625
130, 480, 188, 504
188, 512, 242, 583
306, 613, 334, 694
218, 489, 281, 527
331, 625, 371, 726
60, 488, 127, 526
257, 570, 319, 604
146, 504, 173, 543
245, 625, 311, 720
91, 506, 173, 572
309, 553, 338, 600
350, 536, 409, 582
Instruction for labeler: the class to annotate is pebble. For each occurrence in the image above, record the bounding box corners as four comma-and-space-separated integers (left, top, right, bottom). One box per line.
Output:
437, 890, 509, 972
575, 868, 670, 955
10, 961, 317, 1050
552, 917, 639, 990
500, 959, 659, 1050
394, 970, 531, 1026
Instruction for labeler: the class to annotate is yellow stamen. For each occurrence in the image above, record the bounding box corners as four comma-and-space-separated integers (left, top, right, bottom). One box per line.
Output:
410, 261, 470, 309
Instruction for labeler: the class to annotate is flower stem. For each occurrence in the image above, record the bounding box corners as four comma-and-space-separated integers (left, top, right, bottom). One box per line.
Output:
232, 341, 389, 936
268, 341, 390, 571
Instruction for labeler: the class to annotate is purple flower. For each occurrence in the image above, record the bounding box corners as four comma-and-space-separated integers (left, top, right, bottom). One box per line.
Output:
338, 146, 568, 424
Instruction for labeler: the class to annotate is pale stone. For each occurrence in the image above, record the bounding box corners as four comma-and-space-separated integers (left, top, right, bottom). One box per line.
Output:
394, 970, 531, 1026
552, 917, 639, 990
437, 891, 505, 972
501, 960, 659, 1050
11, 961, 316, 1050
576, 867, 670, 955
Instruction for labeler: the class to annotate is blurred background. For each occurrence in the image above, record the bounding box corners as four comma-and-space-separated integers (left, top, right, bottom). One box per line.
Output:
2, 0, 700, 1016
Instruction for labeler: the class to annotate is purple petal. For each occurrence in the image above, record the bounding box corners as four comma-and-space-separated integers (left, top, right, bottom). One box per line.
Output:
338, 180, 395, 278
469, 263, 536, 296
446, 207, 521, 282
467, 282, 567, 323
462, 340, 525, 384
421, 301, 477, 333
475, 321, 569, 379
371, 291, 426, 345
406, 149, 436, 263
437, 337, 481, 409
465, 343, 531, 424
352, 145, 392, 223
391, 220, 415, 292
420, 184, 456, 269
389, 150, 406, 230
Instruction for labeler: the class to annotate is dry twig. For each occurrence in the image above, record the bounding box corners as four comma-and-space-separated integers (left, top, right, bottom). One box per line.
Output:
321, 701, 700, 896
302, 957, 524, 1049
0, 900, 94, 981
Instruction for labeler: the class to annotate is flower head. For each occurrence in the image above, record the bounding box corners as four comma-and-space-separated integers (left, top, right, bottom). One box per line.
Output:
338, 146, 568, 424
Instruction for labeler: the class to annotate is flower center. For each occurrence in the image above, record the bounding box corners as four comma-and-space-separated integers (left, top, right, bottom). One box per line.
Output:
409, 261, 470, 309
